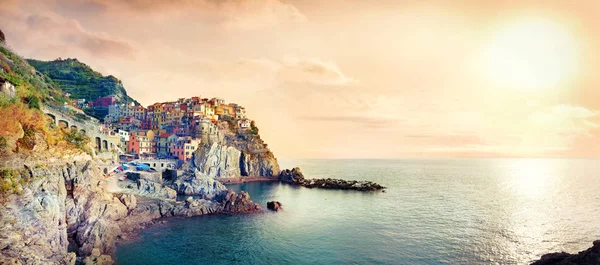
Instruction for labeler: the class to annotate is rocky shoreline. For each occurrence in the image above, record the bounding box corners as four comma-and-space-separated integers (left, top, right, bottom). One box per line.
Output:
531, 240, 600, 265
214, 168, 387, 192
0, 160, 260, 265
278, 167, 385, 191
218, 176, 278, 184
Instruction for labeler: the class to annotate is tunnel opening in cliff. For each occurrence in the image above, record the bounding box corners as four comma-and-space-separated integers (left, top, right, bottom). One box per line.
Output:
239, 152, 249, 177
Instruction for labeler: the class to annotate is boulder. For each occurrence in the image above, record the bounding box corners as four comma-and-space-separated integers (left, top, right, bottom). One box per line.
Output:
116, 193, 137, 211
134, 179, 177, 199
173, 172, 226, 199
267, 201, 283, 211
218, 190, 260, 213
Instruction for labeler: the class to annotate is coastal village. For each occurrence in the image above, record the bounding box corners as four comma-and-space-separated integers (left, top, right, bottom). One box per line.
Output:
76, 95, 252, 164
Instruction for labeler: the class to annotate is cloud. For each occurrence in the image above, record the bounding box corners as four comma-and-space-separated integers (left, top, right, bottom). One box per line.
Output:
59, 0, 307, 30
219, 0, 308, 30
300, 115, 396, 127
174, 56, 356, 87
23, 13, 136, 58
405, 134, 486, 147
530, 104, 598, 137
279, 56, 357, 85
0, 2, 136, 60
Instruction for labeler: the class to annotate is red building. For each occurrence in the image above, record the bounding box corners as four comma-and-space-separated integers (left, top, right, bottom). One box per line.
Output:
94, 96, 117, 107
127, 134, 140, 154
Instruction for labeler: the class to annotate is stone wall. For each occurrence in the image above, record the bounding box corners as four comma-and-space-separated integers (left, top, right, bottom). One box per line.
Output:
41, 105, 120, 153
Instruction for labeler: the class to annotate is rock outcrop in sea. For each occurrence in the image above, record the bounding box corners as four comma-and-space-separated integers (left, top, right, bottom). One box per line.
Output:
532, 240, 600, 265
278, 167, 385, 191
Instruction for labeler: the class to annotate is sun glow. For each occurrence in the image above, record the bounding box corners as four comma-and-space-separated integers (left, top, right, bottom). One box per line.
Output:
482, 17, 579, 92
508, 159, 555, 198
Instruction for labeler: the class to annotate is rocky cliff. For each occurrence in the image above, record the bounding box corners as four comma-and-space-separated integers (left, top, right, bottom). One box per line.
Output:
0, 160, 123, 264
0, 156, 261, 265
192, 120, 280, 179
532, 241, 600, 265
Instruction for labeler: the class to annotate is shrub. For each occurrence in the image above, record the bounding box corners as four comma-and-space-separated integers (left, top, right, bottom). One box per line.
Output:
250, 121, 259, 135
0, 136, 6, 153
0, 92, 16, 108
24, 95, 41, 109
17, 124, 37, 150
63, 129, 90, 151
0, 103, 45, 138
0, 168, 26, 202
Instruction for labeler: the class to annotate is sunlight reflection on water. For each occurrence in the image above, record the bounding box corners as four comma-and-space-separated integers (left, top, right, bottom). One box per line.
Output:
116, 159, 600, 265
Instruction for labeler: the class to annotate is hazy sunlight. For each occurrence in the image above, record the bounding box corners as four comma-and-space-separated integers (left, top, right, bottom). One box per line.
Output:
482, 17, 579, 93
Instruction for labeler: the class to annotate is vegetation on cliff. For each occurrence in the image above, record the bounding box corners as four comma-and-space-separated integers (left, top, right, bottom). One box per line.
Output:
0, 46, 67, 106
0, 168, 29, 202
27, 58, 138, 106
0, 43, 90, 156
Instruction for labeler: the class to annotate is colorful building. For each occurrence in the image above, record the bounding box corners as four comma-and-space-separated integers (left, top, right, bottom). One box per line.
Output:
157, 133, 177, 157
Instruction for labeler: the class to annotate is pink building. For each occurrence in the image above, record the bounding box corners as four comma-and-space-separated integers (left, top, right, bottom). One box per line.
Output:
94, 96, 117, 107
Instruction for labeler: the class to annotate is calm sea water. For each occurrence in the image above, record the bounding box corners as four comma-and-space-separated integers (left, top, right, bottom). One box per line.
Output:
115, 159, 600, 264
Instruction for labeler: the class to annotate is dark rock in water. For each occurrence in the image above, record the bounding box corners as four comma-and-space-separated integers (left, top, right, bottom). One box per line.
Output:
279, 167, 305, 183
532, 240, 600, 265
0, 29, 5, 42
267, 201, 283, 211
278, 168, 385, 191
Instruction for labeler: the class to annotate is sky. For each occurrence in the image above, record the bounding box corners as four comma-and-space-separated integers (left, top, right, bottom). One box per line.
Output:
1, 0, 599, 158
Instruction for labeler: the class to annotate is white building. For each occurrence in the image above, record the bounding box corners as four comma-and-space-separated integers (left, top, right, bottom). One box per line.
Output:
76, 99, 86, 108
118, 130, 130, 141
238, 119, 251, 129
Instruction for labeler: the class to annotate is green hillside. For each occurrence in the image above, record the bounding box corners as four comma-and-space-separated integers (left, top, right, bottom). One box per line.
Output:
26, 58, 138, 105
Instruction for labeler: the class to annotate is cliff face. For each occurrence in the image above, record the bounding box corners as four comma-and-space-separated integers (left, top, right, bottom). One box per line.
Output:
194, 142, 242, 178
192, 121, 280, 179
0, 160, 125, 264
0, 157, 261, 265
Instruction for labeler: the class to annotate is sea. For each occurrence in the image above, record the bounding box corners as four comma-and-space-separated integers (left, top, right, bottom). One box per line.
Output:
114, 159, 600, 264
